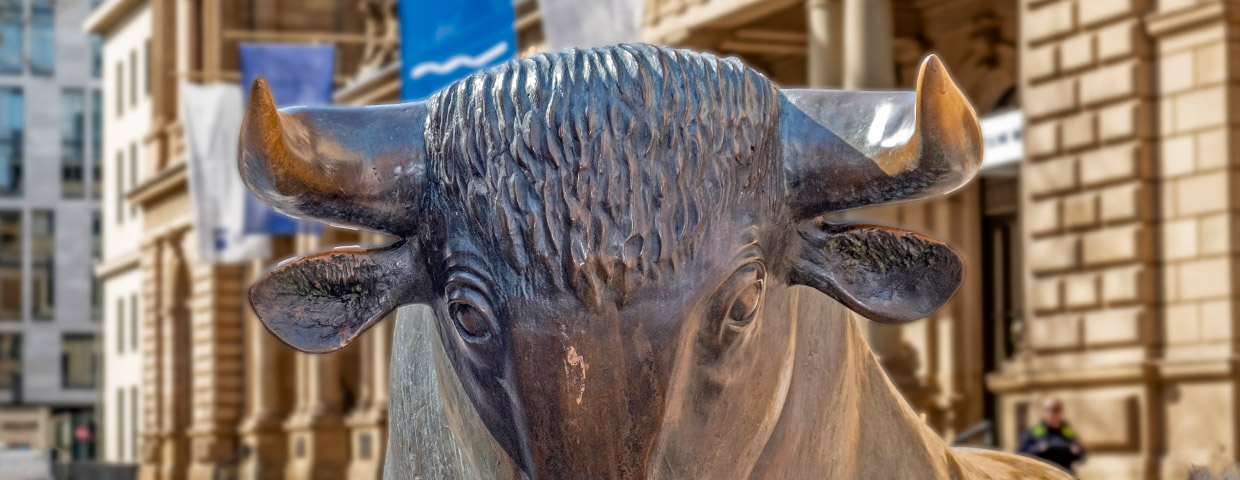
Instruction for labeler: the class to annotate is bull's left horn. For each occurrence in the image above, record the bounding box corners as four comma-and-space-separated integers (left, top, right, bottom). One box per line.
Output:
239, 78, 427, 234
778, 55, 982, 220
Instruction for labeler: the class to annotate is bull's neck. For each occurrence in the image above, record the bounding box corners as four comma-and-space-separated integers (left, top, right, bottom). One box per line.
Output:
749, 289, 967, 479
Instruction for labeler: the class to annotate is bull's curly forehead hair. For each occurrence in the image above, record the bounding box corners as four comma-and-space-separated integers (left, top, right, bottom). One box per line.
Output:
423, 44, 781, 306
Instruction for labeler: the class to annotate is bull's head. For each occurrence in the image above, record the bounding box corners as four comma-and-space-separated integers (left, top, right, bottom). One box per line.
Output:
240, 45, 980, 478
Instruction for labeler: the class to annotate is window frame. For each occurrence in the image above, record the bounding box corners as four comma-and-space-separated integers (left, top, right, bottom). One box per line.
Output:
30, 0, 55, 76
60, 334, 97, 390
31, 210, 54, 321
61, 89, 86, 199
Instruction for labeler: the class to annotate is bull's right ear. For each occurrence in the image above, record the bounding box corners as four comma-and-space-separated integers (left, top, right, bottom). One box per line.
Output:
249, 241, 431, 353
788, 222, 962, 325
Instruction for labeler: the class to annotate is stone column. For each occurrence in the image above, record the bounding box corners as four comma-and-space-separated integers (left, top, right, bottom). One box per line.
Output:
186, 237, 247, 480
240, 256, 290, 480
146, 0, 176, 177
175, 0, 199, 76
838, 0, 905, 374
346, 323, 392, 477
199, 0, 223, 81
842, 0, 894, 90
159, 233, 191, 480
138, 240, 164, 480
285, 234, 349, 480
806, 0, 843, 88
346, 232, 391, 479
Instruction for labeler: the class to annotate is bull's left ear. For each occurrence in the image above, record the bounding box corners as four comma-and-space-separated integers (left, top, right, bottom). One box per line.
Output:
250, 241, 430, 353
789, 222, 962, 325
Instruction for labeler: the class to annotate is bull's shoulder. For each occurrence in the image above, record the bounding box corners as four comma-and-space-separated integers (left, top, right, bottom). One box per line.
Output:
950, 447, 1076, 480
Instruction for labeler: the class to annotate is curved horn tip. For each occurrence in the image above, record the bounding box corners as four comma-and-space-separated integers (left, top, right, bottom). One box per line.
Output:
249, 77, 272, 105
241, 77, 286, 171
915, 54, 983, 177
245, 78, 279, 126
916, 54, 953, 93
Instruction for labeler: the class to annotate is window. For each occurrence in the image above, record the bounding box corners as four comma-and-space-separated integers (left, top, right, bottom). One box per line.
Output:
90, 276, 100, 321
115, 299, 124, 353
32, 211, 53, 320
0, 211, 18, 319
115, 63, 123, 117
31, 0, 54, 76
91, 91, 101, 198
61, 334, 96, 389
91, 212, 101, 260
129, 50, 137, 107
145, 41, 151, 95
129, 143, 137, 216
982, 176, 1023, 365
129, 386, 138, 460
0, 333, 18, 388
91, 36, 103, 78
0, 88, 22, 196
115, 152, 123, 224
116, 389, 125, 460
0, 1, 22, 74
129, 293, 137, 350
62, 90, 86, 198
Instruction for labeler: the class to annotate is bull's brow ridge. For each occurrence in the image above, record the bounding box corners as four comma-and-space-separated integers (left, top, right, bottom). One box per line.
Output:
443, 250, 497, 294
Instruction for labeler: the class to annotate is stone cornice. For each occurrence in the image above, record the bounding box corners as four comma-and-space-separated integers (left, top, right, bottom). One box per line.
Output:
988, 356, 1240, 392
140, 219, 193, 248
986, 364, 1146, 393
1145, 0, 1229, 38
335, 62, 401, 106
83, 0, 147, 35
128, 161, 186, 208
94, 251, 141, 280
1155, 357, 1239, 381
642, 0, 802, 44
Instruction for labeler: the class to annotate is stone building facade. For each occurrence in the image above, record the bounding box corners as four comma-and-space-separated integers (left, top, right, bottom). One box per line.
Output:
646, 0, 1240, 478
651, 0, 1240, 479
114, 0, 1240, 479
85, 0, 152, 465
93, 1, 538, 479
990, 0, 1239, 478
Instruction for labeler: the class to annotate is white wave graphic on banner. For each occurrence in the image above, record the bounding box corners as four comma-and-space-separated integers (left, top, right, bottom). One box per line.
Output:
409, 41, 509, 80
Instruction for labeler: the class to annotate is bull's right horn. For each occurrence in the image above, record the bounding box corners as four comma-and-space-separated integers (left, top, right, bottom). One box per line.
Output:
778, 55, 982, 221
239, 78, 427, 234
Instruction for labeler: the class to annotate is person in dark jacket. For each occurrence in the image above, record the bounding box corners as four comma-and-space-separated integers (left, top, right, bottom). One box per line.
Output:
1019, 397, 1086, 472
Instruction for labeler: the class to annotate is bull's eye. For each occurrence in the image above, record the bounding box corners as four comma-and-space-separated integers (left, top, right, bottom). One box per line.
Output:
450, 301, 492, 342
718, 261, 766, 332
446, 284, 496, 345
727, 279, 764, 327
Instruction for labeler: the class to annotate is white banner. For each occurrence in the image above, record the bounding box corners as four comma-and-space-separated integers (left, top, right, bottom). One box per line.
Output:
535, 0, 644, 51
181, 83, 270, 264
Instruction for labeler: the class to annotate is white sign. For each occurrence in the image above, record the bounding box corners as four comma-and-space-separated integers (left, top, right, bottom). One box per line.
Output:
980, 109, 1023, 170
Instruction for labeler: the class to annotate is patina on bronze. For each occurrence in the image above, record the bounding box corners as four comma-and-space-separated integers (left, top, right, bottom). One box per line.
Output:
240, 44, 1071, 479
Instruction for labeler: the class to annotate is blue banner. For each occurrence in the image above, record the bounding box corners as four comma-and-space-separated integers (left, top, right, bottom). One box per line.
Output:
238, 43, 336, 235
399, 0, 516, 100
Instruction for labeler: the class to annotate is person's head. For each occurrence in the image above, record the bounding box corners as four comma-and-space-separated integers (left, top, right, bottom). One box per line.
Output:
1042, 397, 1064, 427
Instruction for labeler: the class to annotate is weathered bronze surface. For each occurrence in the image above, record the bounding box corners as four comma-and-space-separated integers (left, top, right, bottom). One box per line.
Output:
240, 44, 1071, 479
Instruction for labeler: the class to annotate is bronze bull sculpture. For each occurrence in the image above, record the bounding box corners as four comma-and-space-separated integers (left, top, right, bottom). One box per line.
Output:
239, 44, 1070, 479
